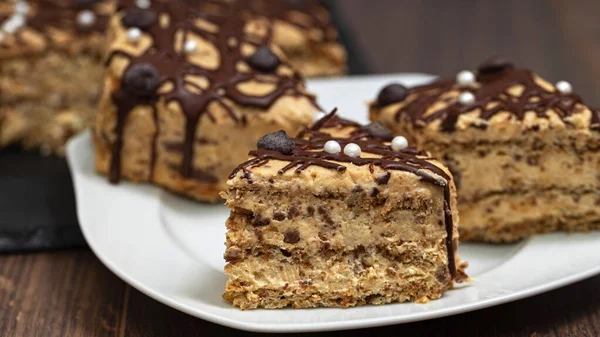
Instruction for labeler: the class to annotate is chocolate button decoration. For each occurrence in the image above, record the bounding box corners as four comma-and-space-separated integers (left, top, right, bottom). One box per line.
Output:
122, 63, 160, 98
121, 8, 158, 31
477, 57, 514, 75
376, 83, 408, 107
248, 47, 281, 73
361, 122, 394, 141
257, 130, 295, 155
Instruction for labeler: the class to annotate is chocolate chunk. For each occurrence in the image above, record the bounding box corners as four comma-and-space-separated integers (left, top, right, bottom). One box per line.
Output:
370, 187, 379, 197
251, 214, 271, 227
361, 122, 394, 141
376, 83, 408, 107
273, 212, 286, 221
477, 57, 514, 75
375, 172, 391, 185
248, 47, 281, 73
287, 206, 299, 219
283, 230, 300, 244
121, 8, 158, 31
257, 130, 295, 154
122, 63, 160, 98
307, 206, 315, 216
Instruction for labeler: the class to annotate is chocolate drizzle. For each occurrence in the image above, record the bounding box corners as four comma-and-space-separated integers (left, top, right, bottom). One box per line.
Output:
393, 66, 600, 133
106, 0, 322, 182
230, 111, 458, 279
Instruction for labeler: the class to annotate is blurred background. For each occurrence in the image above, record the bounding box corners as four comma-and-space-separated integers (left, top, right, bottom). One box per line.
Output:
340, 0, 600, 105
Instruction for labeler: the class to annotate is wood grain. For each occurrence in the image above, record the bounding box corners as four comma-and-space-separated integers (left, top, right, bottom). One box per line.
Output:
2, 1, 600, 336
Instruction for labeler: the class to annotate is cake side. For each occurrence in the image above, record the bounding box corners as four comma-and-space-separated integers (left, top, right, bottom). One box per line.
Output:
369, 59, 600, 242
0, 0, 113, 154
222, 113, 465, 309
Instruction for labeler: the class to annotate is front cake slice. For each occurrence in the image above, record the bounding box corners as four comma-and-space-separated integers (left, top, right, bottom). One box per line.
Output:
94, 1, 319, 202
369, 58, 600, 242
222, 112, 466, 309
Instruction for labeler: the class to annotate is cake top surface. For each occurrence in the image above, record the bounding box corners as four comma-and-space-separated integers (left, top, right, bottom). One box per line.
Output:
373, 58, 600, 133
0, 0, 113, 56
230, 110, 452, 190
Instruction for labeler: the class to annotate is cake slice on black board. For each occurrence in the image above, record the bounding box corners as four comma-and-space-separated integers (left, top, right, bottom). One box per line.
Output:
222, 111, 467, 309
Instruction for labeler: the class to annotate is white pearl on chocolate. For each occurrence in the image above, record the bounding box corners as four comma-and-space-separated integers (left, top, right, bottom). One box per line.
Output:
135, 0, 151, 9
183, 39, 197, 53
343, 143, 361, 157
127, 27, 142, 42
556, 81, 572, 95
312, 112, 326, 123
456, 70, 476, 87
323, 140, 341, 154
458, 91, 475, 106
14, 2, 29, 15
391, 136, 408, 151
77, 10, 96, 27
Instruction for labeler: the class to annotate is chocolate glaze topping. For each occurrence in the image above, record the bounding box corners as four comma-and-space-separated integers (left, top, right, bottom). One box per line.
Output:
106, 0, 326, 183
387, 63, 600, 133
230, 111, 458, 279
0, 0, 110, 50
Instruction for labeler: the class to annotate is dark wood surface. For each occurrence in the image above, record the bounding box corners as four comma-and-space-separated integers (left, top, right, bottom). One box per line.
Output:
1, 1, 600, 336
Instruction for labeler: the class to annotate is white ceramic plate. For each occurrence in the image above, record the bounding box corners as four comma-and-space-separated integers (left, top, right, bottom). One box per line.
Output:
66, 74, 600, 333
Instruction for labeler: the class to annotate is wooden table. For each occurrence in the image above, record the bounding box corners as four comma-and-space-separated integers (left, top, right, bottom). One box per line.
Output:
1, 1, 599, 336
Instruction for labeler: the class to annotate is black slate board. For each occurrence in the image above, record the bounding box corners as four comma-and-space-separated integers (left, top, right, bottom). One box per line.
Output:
0, 2, 368, 253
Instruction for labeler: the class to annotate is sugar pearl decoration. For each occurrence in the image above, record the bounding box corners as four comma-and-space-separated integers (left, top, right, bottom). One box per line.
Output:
135, 0, 151, 9
556, 81, 572, 95
323, 140, 341, 154
458, 91, 475, 106
2, 14, 25, 34
312, 112, 326, 123
127, 27, 142, 42
183, 40, 197, 53
391, 136, 408, 151
77, 10, 96, 27
456, 70, 476, 87
14, 2, 29, 15
343, 143, 361, 158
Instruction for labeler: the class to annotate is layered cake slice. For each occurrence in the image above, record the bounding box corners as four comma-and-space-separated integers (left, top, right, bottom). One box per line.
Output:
94, 1, 323, 202
0, 0, 113, 155
222, 112, 466, 309
369, 58, 600, 242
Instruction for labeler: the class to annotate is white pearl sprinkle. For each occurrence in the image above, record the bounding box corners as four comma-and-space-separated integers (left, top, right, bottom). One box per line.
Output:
458, 91, 475, 106
135, 0, 151, 9
343, 143, 361, 158
556, 81, 572, 95
127, 27, 142, 42
77, 10, 96, 26
312, 112, 326, 123
2, 14, 25, 34
391, 136, 408, 151
183, 39, 197, 53
14, 1, 29, 15
456, 70, 476, 88
323, 140, 341, 154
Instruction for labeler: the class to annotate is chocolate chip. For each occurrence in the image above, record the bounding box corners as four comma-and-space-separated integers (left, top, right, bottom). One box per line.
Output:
375, 172, 391, 185
251, 214, 270, 227
370, 187, 379, 197
435, 265, 450, 284
122, 63, 160, 98
273, 212, 286, 221
287, 206, 299, 219
307, 206, 315, 216
376, 83, 408, 107
477, 57, 514, 75
257, 130, 295, 154
248, 47, 281, 73
122, 8, 158, 31
352, 185, 364, 193
361, 122, 394, 141
283, 230, 300, 244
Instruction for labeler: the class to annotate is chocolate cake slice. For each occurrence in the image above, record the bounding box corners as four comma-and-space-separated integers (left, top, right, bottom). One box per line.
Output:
222, 112, 466, 309
369, 58, 600, 242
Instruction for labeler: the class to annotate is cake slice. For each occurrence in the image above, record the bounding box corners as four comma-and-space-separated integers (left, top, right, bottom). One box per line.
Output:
94, 0, 322, 202
369, 58, 600, 242
0, 0, 113, 155
222, 112, 466, 309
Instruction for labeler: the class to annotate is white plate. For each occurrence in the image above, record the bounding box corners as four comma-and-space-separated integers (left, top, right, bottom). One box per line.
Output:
66, 73, 600, 333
